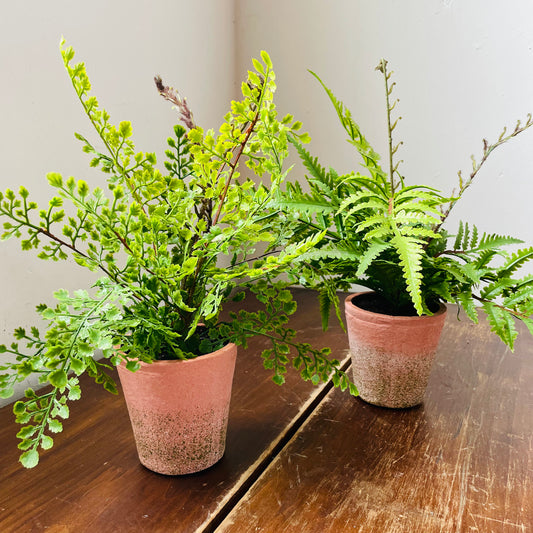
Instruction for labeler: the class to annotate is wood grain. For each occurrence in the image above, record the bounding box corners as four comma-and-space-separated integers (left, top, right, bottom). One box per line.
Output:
218, 308, 533, 533
0, 289, 349, 533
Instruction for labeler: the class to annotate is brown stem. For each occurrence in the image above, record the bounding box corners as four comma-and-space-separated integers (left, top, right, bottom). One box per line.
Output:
471, 293, 530, 321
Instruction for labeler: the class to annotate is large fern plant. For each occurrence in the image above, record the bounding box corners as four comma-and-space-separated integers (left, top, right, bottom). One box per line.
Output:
278, 59, 533, 348
0, 43, 355, 468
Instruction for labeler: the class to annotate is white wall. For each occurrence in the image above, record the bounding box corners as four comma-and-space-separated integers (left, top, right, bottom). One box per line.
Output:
235, 0, 533, 241
0, 0, 236, 404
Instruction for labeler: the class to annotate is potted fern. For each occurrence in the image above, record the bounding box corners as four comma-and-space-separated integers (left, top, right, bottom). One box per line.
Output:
280, 59, 533, 408
0, 42, 354, 473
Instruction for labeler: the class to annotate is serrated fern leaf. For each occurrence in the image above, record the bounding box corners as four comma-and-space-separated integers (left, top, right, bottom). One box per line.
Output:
356, 241, 390, 277
456, 292, 479, 323
462, 222, 471, 250
318, 287, 335, 331
273, 198, 336, 216
453, 221, 464, 250
391, 235, 424, 314
309, 70, 388, 188
502, 283, 533, 308
499, 246, 533, 277
482, 302, 517, 350
289, 136, 328, 185
472, 233, 524, 252
299, 247, 361, 263
480, 278, 515, 300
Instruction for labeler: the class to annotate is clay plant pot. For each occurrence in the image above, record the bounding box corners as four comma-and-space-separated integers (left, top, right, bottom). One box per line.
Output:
117, 342, 237, 475
345, 292, 447, 408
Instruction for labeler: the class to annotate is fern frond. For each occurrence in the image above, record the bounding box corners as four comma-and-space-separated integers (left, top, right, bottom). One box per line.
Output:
393, 200, 443, 218
343, 199, 390, 220
472, 233, 524, 252
470, 225, 479, 249
453, 221, 464, 250
499, 246, 533, 277
356, 241, 390, 277
391, 235, 424, 314
393, 212, 442, 227
309, 70, 388, 188
482, 302, 517, 350
356, 214, 391, 233
474, 249, 499, 269
398, 226, 439, 240
503, 283, 533, 308
480, 278, 515, 300
289, 136, 328, 184
318, 287, 332, 331
273, 199, 336, 216
456, 292, 479, 323
462, 222, 471, 250
299, 247, 361, 263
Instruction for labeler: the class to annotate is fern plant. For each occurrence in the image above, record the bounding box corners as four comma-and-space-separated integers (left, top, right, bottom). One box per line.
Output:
0, 42, 355, 468
278, 59, 533, 347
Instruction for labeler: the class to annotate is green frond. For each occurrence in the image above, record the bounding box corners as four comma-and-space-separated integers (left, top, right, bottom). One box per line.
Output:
299, 247, 361, 263
393, 200, 443, 218
356, 241, 390, 277
392, 212, 442, 227
337, 190, 388, 215
462, 222, 471, 250
289, 136, 328, 184
480, 278, 515, 300
356, 213, 391, 233
343, 199, 390, 219
272, 199, 335, 216
390, 235, 424, 314
455, 292, 479, 323
503, 284, 533, 308
453, 221, 464, 250
308, 70, 388, 188
482, 302, 517, 350
397, 226, 439, 240
472, 233, 524, 252
499, 246, 533, 277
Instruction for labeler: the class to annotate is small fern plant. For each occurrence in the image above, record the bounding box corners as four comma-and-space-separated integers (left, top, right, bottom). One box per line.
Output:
0, 43, 355, 468
278, 59, 533, 348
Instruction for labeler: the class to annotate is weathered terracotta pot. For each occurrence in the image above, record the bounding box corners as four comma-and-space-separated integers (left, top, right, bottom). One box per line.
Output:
117, 343, 237, 475
345, 292, 447, 408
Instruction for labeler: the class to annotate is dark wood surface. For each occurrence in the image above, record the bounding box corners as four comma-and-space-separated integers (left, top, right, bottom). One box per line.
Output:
219, 305, 533, 533
1, 289, 532, 533
0, 289, 349, 533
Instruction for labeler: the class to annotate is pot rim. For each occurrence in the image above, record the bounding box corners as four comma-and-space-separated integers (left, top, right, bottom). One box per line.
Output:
345, 291, 447, 324
117, 341, 237, 369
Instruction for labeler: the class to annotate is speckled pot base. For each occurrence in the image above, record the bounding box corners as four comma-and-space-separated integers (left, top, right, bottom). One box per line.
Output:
117, 343, 237, 475
345, 293, 446, 408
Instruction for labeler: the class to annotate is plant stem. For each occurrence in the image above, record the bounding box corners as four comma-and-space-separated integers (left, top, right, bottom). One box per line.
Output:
378, 59, 396, 197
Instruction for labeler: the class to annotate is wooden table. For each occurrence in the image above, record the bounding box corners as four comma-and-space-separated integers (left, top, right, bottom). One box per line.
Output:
1, 289, 532, 532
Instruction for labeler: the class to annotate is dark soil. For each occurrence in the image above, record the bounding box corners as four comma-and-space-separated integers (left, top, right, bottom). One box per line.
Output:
351, 292, 439, 317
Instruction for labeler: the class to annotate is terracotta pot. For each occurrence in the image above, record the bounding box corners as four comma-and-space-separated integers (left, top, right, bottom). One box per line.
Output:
345, 293, 447, 408
117, 343, 237, 475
